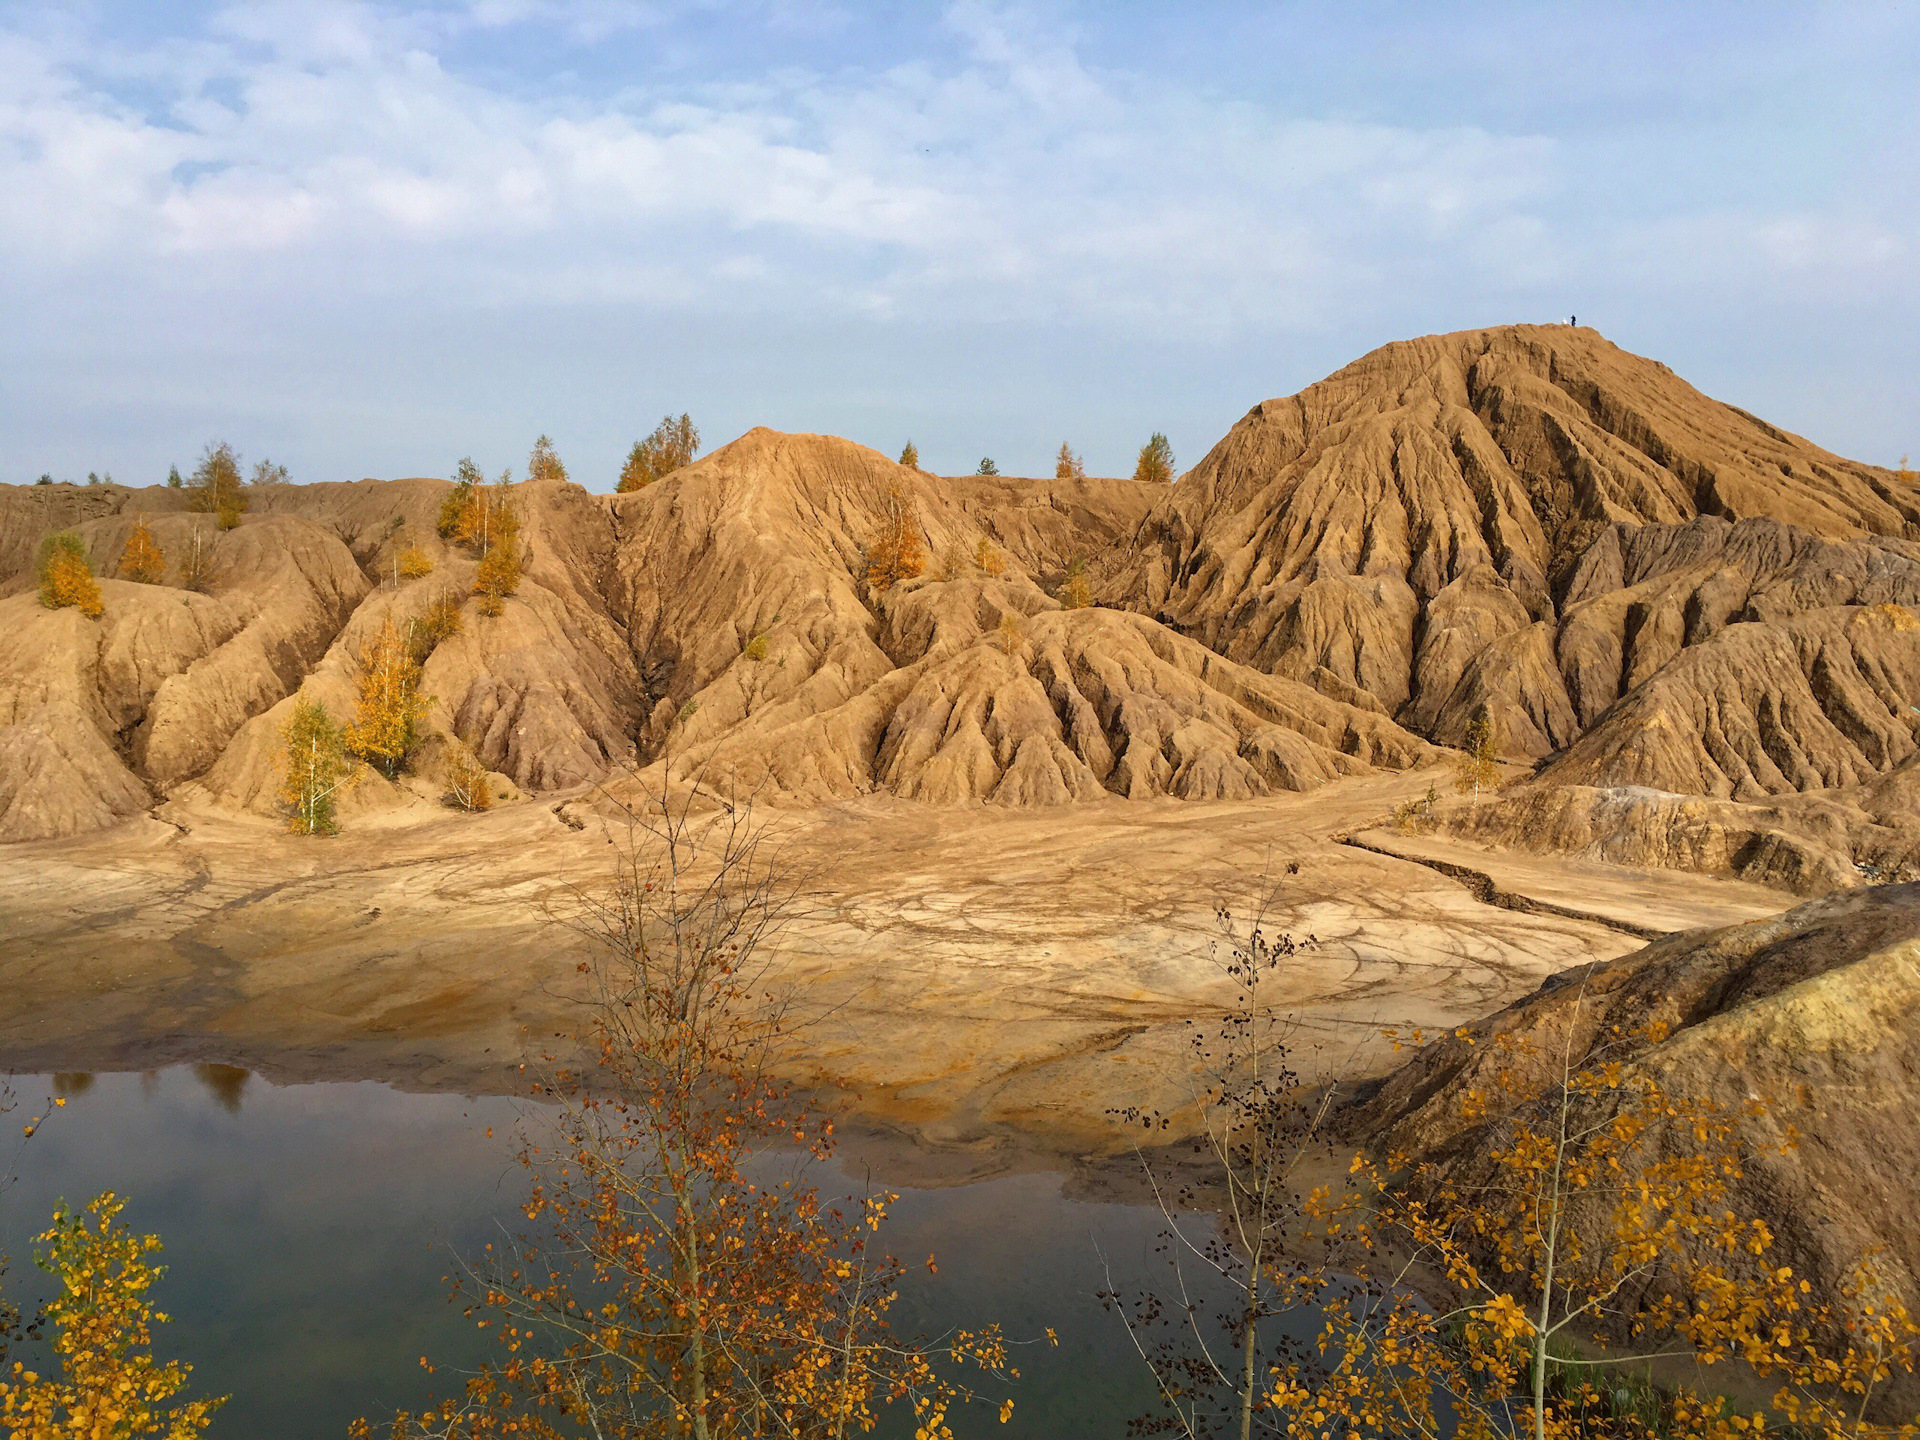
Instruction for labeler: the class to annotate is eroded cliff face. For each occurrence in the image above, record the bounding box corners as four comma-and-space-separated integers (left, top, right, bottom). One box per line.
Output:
4, 324, 1917, 858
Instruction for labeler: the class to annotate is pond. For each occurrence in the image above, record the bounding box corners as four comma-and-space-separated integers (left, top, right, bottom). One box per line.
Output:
0, 1067, 1218, 1438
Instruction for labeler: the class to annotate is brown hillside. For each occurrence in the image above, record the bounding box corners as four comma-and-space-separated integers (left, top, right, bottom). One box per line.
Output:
5, 325, 1917, 857
1338, 883, 1920, 1408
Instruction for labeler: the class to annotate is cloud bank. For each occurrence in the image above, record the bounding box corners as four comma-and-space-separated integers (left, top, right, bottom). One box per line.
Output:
3, 1, 1915, 484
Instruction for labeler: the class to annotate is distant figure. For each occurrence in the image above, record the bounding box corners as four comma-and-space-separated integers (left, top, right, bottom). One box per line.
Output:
1571, 315, 1577, 326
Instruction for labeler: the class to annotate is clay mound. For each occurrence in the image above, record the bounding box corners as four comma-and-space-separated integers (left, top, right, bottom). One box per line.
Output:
1101, 325, 1920, 745
655, 590, 1429, 806
594, 429, 1429, 807
1339, 884, 1920, 1398
1540, 603, 1920, 798
0, 699, 151, 840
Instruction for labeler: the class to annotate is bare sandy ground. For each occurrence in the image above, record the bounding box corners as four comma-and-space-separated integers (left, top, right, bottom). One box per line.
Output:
0, 768, 1797, 1171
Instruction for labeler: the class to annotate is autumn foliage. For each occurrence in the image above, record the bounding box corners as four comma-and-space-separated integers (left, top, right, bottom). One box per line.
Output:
279, 697, 351, 835
187, 442, 248, 529
373, 778, 1016, 1440
117, 521, 168, 585
1133, 432, 1175, 485
0, 1193, 224, 1438
1455, 707, 1500, 803
443, 740, 491, 812
1056, 556, 1092, 610
865, 476, 926, 593
396, 542, 434, 580
1055, 442, 1086, 481
1272, 1003, 1920, 1440
619, 414, 700, 492
36, 532, 103, 618
527, 435, 568, 485
439, 464, 524, 615
347, 619, 430, 778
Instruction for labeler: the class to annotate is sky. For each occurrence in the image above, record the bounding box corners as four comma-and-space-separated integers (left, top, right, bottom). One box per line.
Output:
4, 1, 1917, 490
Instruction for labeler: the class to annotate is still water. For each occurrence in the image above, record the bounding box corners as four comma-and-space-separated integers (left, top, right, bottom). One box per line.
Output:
0, 1067, 1190, 1438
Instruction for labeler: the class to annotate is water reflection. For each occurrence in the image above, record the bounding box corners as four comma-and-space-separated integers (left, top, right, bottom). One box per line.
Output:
50, 1072, 93, 1097
0, 1068, 1180, 1439
190, 1063, 250, 1113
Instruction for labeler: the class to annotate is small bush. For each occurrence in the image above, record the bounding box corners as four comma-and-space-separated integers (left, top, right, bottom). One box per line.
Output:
396, 542, 434, 580
410, 589, 464, 662
37, 532, 103, 617
743, 633, 769, 662
997, 611, 1024, 656
975, 457, 998, 475
444, 741, 493, 813
117, 521, 167, 585
1056, 556, 1092, 610
898, 440, 919, 469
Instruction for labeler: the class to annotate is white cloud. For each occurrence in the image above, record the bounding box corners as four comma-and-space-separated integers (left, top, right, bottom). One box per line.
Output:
0, 0, 1584, 330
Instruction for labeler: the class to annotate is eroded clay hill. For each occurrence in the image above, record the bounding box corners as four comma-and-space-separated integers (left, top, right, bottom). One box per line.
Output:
4, 324, 1917, 868
1098, 324, 1920, 890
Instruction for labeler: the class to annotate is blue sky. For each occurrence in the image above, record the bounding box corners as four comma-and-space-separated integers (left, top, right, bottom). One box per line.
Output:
4, 1, 1916, 488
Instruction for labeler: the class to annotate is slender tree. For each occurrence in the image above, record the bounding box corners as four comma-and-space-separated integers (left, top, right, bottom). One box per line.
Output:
176, 525, 211, 592
439, 458, 484, 538
1454, 708, 1500, 804
166, 465, 183, 488
443, 739, 492, 813
527, 434, 568, 485
1102, 896, 1338, 1440
370, 773, 1017, 1439
472, 489, 523, 617
898, 440, 920, 469
347, 619, 430, 778
1055, 442, 1086, 481
117, 520, 167, 584
974, 536, 1006, 577
279, 698, 351, 835
865, 476, 927, 592
1278, 997, 1920, 1440
188, 442, 248, 528
1057, 556, 1093, 610
1134, 432, 1175, 485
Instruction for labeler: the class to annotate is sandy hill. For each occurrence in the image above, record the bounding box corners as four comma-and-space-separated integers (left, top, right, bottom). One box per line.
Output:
3, 325, 1917, 874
